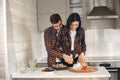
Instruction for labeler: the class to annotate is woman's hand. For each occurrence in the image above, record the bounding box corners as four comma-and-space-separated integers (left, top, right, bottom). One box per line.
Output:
78, 52, 86, 67
63, 54, 73, 64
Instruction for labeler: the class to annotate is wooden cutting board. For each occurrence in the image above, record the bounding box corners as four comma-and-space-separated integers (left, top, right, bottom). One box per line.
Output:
53, 67, 68, 70
68, 66, 97, 73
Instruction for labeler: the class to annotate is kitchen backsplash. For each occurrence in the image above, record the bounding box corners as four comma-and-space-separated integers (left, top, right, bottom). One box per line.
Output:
0, 0, 5, 78
85, 29, 120, 57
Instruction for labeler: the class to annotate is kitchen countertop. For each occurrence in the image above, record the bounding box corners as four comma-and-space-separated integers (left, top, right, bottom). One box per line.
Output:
37, 56, 120, 63
86, 56, 120, 62
11, 66, 110, 79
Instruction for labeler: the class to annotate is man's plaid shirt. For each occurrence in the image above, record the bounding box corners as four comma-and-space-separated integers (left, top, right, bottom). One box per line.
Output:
44, 26, 64, 67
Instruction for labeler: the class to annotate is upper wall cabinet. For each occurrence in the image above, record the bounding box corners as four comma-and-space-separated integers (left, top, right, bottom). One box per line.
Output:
37, 0, 67, 32
38, 0, 66, 14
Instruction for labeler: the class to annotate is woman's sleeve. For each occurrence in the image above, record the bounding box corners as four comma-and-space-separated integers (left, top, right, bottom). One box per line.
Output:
81, 29, 86, 53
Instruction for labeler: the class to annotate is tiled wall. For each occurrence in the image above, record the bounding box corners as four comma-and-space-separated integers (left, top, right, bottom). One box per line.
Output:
0, 0, 6, 79
85, 29, 120, 57
7, 0, 41, 79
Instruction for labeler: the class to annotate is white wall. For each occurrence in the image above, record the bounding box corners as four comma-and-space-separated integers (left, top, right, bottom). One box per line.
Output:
7, 0, 41, 79
85, 29, 120, 57
37, 32, 47, 63
0, 0, 6, 79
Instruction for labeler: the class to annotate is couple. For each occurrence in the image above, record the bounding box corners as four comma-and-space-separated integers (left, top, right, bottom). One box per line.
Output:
44, 13, 86, 67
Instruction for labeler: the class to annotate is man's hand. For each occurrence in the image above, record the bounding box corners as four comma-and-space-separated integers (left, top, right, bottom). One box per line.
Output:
63, 54, 73, 64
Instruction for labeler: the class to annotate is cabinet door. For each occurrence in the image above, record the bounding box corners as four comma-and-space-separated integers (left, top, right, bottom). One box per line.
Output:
38, 13, 66, 32
37, 0, 67, 32
38, 0, 66, 14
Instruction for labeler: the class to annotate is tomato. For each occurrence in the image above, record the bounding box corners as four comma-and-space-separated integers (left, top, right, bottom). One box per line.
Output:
82, 66, 88, 70
41, 69, 46, 72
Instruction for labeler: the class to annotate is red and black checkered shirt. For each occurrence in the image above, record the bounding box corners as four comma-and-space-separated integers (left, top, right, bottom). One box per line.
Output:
44, 26, 65, 67
55, 27, 86, 58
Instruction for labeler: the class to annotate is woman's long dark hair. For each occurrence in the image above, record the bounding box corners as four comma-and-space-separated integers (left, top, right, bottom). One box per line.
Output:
66, 13, 81, 32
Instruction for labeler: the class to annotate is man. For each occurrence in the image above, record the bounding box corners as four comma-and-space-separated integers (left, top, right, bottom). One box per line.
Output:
44, 14, 73, 67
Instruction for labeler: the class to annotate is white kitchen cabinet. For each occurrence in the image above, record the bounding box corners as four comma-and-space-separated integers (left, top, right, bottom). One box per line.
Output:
37, 0, 67, 32
38, 0, 66, 14
38, 13, 67, 32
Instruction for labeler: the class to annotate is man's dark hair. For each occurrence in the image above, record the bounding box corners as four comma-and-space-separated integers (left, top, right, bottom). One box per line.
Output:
50, 14, 62, 24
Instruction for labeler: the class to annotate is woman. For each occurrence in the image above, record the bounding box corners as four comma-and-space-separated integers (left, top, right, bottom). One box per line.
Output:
55, 13, 86, 67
